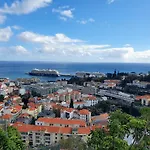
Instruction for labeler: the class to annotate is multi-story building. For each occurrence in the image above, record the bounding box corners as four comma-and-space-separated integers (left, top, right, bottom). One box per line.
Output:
47, 89, 82, 102
136, 95, 150, 106
35, 117, 86, 128
17, 113, 33, 124
2, 105, 22, 121
13, 123, 97, 147
25, 83, 60, 96
79, 109, 91, 123
92, 113, 109, 127
0, 114, 13, 123
127, 80, 150, 89
22, 103, 42, 119
60, 107, 75, 119
82, 95, 98, 106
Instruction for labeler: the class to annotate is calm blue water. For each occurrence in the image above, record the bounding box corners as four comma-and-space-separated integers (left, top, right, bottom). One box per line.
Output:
0, 61, 150, 81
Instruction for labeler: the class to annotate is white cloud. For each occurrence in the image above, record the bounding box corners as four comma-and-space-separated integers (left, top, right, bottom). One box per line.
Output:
58, 6, 70, 9
60, 10, 73, 18
0, 0, 53, 15
52, 6, 74, 20
77, 20, 87, 25
77, 18, 95, 24
108, 0, 115, 4
0, 14, 7, 24
0, 27, 13, 42
18, 31, 83, 44
124, 44, 131, 47
89, 18, 95, 22
17, 31, 150, 62
59, 16, 67, 21
0, 45, 30, 61
12, 25, 22, 30
18, 31, 110, 57
11, 45, 30, 55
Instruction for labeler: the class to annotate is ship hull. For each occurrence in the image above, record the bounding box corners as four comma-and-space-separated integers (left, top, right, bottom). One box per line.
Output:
28, 72, 60, 77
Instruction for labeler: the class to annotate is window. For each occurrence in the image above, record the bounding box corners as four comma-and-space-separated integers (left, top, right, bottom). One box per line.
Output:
36, 140, 40, 143
44, 133, 50, 136
46, 141, 50, 144
21, 132, 27, 135
36, 136, 40, 139
45, 137, 50, 141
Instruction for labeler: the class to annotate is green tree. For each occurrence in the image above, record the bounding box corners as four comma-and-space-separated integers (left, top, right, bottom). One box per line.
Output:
88, 109, 150, 150
0, 126, 25, 150
60, 136, 86, 150
69, 99, 74, 108
0, 95, 4, 102
0, 128, 8, 150
53, 108, 60, 117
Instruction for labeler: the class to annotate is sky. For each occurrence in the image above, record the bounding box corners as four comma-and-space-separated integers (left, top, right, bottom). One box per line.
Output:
0, 0, 150, 63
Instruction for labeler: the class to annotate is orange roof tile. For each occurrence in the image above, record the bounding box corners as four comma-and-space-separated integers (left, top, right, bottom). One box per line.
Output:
70, 91, 81, 94
58, 127, 72, 134
37, 118, 86, 127
19, 113, 31, 118
0, 102, 4, 105
78, 127, 91, 135
1, 114, 12, 120
92, 113, 109, 121
0, 106, 3, 110
47, 94, 55, 98
104, 80, 120, 84
13, 123, 72, 134
29, 107, 37, 111
136, 95, 150, 100
74, 101, 85, 105
51, 103, 64, 110
88, 96, 97, 100
61, 107, 75, 113
11, 105, 22, 114
79, 109, 90, 115
91, 125, 102, 130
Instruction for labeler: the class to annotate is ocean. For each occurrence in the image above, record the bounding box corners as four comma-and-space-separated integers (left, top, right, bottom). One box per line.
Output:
0, 61, 150, 81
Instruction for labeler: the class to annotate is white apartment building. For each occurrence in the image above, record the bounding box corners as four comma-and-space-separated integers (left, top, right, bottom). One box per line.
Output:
13, 123, 92, 147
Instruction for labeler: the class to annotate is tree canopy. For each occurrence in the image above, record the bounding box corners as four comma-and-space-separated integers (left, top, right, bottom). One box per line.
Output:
60, 136, 87, 150
88, 108, 150, 150
0, 95, 4, 102
69, 99, 74, 108
0, 126, 25, 150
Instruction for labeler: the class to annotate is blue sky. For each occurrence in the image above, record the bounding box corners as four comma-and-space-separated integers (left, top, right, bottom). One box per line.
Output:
0, 0, 150, 62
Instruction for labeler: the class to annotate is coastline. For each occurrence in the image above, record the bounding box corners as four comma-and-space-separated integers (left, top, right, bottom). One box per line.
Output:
0, 61, 150, 81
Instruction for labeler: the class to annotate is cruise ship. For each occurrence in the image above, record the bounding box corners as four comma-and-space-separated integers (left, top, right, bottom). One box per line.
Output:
28, 69, 60, 77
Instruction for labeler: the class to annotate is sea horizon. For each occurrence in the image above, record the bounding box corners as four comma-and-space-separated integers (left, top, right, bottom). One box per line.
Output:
0, 61, 150, 81
1, 60, 150, 64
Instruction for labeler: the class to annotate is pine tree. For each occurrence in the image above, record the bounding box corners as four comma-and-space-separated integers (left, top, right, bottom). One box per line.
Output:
69, 99, 74, 108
